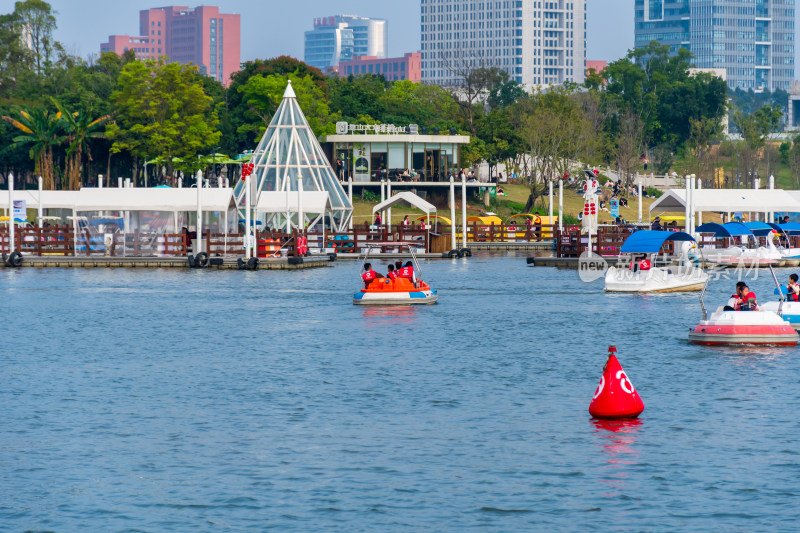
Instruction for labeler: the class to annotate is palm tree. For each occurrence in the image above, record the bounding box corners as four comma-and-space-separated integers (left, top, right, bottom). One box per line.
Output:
2, 107, 63, 189
54, 100, 111, 190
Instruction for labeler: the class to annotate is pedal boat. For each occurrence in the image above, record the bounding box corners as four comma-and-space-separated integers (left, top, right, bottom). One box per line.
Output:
604, 231, 708, 292
694, 222, 781, 267
688, 269, 799, 346
353, 242, 438, 305
354, 276, 438, 305
766, 222, 800, 261
760, 284, 800, 330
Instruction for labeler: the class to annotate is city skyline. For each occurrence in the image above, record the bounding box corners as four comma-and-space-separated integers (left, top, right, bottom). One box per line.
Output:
0, 0, 634, 67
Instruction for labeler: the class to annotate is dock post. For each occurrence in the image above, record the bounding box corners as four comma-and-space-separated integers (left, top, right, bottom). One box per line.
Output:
450, 177, 456, 251
38, 176, 43, 229
638, 181, 642, 223
196, 170, 203, 254
8, 172, 14, 254
348, 176, 353, 230
558, 178, 563, 233
461, 177, 467, 248
245, 173, 251, 260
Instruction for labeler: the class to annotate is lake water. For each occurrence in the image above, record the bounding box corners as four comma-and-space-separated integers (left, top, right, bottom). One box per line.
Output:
2, 255, 800, 531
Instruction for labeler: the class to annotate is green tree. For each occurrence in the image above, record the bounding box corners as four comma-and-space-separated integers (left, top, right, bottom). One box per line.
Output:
732, 103, 783, 186
517, 86, 590, 210
107, 58, 221, 178
236, 72, 336, 140
226, 56, 327, 153
53, 100, 110, 190
600, 42, 727, 150
13, 0, 57, 76
2, 106, 63, 189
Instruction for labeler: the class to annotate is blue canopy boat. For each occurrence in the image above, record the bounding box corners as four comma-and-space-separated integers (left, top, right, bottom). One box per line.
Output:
605, 231, 708, 293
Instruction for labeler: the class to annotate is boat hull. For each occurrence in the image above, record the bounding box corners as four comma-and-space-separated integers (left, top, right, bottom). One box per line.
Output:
604, 266, 708, 293
353, 290, 438, 305
689, 310, 799, 345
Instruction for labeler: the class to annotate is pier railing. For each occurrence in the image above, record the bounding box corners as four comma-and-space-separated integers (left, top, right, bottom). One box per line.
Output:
0, 225, 75, 255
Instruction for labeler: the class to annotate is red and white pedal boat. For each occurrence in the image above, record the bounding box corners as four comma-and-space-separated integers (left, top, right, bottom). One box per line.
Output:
688, 269, 799, 346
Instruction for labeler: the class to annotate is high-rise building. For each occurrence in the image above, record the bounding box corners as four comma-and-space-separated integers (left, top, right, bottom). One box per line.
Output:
101, 5, 241, 86
420, 0, 587, 87
304, 15, 388, 71
634, 0, 794, 92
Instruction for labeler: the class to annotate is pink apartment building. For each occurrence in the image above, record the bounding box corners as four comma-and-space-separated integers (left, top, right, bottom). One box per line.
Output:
337, 53, 421, 83
101, 5, 240, 86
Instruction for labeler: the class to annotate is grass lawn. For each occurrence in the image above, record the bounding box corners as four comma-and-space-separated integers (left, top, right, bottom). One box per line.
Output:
352, 182, 666, 226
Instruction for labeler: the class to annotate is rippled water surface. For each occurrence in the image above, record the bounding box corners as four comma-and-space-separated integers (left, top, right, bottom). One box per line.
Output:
2, 255, 800, 531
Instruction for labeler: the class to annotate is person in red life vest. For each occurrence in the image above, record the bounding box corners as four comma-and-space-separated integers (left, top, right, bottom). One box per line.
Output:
362, 262, 384, 288
374, 213, 382, 226
783, 273, 800, 302
629, 254, 650, 272
733, 281, 758, 311
387, 264, 398, 280
398, 261, 417, 286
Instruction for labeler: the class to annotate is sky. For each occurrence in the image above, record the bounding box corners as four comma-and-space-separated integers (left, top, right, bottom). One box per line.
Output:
0, 0, 635, 64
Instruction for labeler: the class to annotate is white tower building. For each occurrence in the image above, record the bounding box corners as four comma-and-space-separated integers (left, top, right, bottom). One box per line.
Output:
420, 0, 586, 88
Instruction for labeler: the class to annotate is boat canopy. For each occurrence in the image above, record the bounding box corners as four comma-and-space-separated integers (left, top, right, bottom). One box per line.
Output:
770, 222, 800, 234
651, 188, 800, 213
744, 221, 775, 236
695, 222, 753, 237
620, 230, 696, 253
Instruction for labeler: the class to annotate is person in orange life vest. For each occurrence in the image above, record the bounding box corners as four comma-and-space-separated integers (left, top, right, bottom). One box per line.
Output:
397, 260, 417, 285
387, 264, 398, 280
362, 262, 384, 288
733, 281, 758, 311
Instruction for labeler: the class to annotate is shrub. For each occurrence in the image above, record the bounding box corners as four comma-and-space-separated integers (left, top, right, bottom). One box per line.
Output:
645, 187, 663, 198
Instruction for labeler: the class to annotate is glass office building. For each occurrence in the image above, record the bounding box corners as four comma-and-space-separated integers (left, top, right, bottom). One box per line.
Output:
635, 0, 794, 91
304, 15, 388, 71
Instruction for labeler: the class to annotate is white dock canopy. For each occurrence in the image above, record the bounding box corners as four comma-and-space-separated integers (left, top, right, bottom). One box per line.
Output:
256, 191, 331, 231
256, 191, 331, 214
75, 188, 236, 212
650, 188, 800, 214
0, 190, 79, 209
372, 192, 437, 215
74, 187, 238, 235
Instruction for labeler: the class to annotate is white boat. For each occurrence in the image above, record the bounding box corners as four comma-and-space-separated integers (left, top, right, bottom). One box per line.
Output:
689, 269, 799, 345
604, 231, 708, 293
768, 222, 800, 259
694, 222, 781, 266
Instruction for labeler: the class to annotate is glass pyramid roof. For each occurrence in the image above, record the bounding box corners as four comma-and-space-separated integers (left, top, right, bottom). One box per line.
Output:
235, 81, 353, 231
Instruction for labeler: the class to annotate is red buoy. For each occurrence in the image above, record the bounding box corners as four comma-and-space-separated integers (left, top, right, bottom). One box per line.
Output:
589, 346, 644, 419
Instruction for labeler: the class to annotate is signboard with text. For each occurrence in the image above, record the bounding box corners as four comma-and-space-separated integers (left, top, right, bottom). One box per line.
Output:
12, 199, 26, 223
610, 198, 619, 218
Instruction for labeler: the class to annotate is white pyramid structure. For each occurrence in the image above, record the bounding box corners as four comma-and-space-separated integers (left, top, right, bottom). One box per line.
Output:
235, 81, 353, 232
